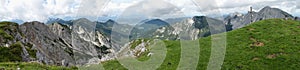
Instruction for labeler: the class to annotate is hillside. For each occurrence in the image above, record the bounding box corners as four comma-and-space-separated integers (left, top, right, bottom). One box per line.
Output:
0, 22, 76, 69
0, 21, 115, 68
102, 19, 300, 70
0, 62, 77, 70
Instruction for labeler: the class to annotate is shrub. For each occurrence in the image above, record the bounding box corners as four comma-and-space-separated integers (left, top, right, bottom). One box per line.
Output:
0, 42, 23, 62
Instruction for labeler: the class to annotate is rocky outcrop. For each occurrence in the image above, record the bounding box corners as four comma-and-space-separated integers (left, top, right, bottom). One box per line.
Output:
0, 20, 116, 67
48, 23, 72, 46
46, 18, 128, 63
117, 39, 152, 58
0, 22, 31, 62
70, 18, 116, 65
225, 6, 294, 29
0, 22, 22, 47
20, 21, 75, 66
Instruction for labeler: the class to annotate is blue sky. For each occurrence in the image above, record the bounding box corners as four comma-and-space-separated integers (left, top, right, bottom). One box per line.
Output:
0, 0, 299, 23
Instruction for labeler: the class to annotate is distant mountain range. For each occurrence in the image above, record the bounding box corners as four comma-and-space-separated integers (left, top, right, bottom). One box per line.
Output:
43, 6, 299, 39
0, 6, 299, 67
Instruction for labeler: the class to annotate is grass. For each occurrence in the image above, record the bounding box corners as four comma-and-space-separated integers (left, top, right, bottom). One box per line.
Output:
101, 19, 300, 70
0, 62, 77, 70
222, 19, 300, 70
0, 42, 23, 62
0, 19, 299, 70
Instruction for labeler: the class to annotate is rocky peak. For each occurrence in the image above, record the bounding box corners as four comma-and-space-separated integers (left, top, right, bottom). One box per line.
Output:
225, 6, 294, 29
258, 6, 293, 18
144, 19, 169, 26
105, 19, 117, 24
20, 21, 75, 66
48, 22, 72, 44
259, 6, 272, 12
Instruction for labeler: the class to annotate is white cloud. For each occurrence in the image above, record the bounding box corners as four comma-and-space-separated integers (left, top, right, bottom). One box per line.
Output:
192, 0, 298, 16
1, 0, 45, 21
0, 0, 299, 23
0, 0, 82, 22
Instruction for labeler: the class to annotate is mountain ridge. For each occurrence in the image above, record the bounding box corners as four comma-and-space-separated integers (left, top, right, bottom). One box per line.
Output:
0, 6, 299, 68
102, 18, 300, 70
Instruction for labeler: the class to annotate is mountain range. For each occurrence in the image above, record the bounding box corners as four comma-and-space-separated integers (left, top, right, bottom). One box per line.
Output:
0, 6, 299, 67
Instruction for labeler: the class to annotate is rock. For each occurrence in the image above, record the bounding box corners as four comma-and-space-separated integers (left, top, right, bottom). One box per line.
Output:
266, 54, 277, 59
145, 16, 225, 40
20, 21, 75, 66
225, 6, 294, 29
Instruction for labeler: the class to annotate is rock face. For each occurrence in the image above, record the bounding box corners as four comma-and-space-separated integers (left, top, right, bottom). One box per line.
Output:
0, 22, 22, 47
0, 22, 28, 62
0, 20, 115, 66
117, 39, 152, 58
48, 23, 72, 44
47, 18, 118, 65
139, 16, 226, 40
46, 18, 126, 62
71, 18, 114, 65
225, 6, 294, 29
20, 21, 75, 66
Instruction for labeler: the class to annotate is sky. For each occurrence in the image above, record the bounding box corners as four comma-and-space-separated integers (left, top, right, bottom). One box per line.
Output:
0, 0, 299, 23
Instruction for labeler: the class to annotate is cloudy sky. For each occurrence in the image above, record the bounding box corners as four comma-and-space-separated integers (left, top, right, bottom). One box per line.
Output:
0, 0, 299, 23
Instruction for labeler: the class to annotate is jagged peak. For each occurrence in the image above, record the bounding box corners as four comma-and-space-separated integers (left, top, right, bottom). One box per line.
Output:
105, 19, 117, 24
106, 19, 115, 22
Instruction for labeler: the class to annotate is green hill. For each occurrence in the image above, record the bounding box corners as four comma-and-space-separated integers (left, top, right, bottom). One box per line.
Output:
102, 19, 300, 70
0, 62, 77, 70
0, 19, 299, 70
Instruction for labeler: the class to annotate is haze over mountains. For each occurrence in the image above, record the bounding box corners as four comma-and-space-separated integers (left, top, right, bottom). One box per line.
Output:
0, 6, 299, 67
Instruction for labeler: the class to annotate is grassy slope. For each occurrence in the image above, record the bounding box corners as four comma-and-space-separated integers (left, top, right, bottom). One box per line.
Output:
0, 62, 77, 70
102, 19, 300, 70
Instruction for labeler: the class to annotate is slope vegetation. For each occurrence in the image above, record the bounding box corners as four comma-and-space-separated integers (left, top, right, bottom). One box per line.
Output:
103, 19, 300, 70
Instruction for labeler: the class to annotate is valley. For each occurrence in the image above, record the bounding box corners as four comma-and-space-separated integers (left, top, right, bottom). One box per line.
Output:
0, 6, 300, 70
